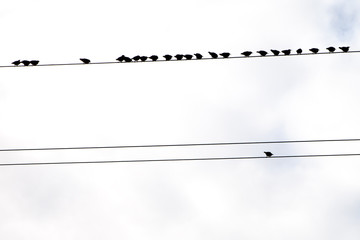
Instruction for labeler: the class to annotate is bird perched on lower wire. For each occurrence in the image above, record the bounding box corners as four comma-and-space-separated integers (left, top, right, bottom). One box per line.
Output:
12, 60, 21, 66
309, 48, 319, 54
116, 55, 126, 62
30, 60, 39, 66
21, 60, 31, 66
339, 46, 350, 52
241, 51, 252, 57
194, 53, 203, 59
149, 55, 158, 61
132, 55, 141, 61
271, 49, 280, 56
184, 54, 193, 60
264, 151, 273, 157
208, 52, 218, 58
175, 54, 184, 60
163, 55, 172, 61
282, 49, 291, 55
257, 50, 267, 56
220, 52, 230, 58
140, 56, 148, 62
326, 47, 336, 53
296, 48, 302, 54
80, 58, 91, 64
124, 57, 132, 62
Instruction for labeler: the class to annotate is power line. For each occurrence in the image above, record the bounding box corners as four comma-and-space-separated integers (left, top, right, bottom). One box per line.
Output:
1, 138, 360, 152
1, 50, 359, 69
0, 153, 359, 167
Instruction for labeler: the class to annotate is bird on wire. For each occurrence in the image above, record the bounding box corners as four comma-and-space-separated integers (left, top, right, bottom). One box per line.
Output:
220, 52, 230, 58
149, 55, 158, 61
140, 56, 148, 62
208, 52, 218, 58
339, 46, 350, 52
30, 60, 39, 66
163, 55, 172, 61
12, 60, 21, 66
241, 51, 252, 57
21, 60, 30, 66
264, 151, 273, 157
80, 58, 91, 64
282, 49, 291, 55
257, 50, 268, 56
271, 49, 280, 56
124, 57, 132, 62
309, 48, 319, 54
184, 54, 193, 60
132, 55, 141, 61
296, 48, 302, 54
116, 55, 126, 62
326, 47, 336, 53
194, 53, 203, 59
175, 54, 184, 60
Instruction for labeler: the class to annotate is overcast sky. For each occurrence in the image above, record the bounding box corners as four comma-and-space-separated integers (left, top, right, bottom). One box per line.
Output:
1, 0, 360, 239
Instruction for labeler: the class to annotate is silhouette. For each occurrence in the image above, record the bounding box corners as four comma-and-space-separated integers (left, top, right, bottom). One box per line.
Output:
326, 47, 336, 53
309, 48, 319, 54
116, 55, 126, 62
12, 60, 21, 66
220, 52, 230, 58
282, 49, 291, 55
163, 55, 172, 61
264, 151, 273, 157
208, 52, 218, 58
339, 46, 350, 52
184, 54, 193, 60
271, 49, 280, 56
132, 55, 141, 61
30, 60, 39, 66
241, 51, 252, 57
175, 54, 184, 60
124, 57, 132, 62
194, 53, 203, 59
257, 50, 267, 56
149, 55, 158, 61
80, 58, 91, 64
296, 48, 302, 54
21, 60, 30, 66
140, 56, 148, 62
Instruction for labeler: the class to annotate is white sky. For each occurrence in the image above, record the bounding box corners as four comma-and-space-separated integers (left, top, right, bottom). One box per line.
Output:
1, 0, 360, 239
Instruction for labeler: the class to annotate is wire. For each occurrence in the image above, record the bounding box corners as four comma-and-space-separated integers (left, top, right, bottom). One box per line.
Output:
1, 138, 360, 152
0, 153, 359, 167
1, 50, 359, 68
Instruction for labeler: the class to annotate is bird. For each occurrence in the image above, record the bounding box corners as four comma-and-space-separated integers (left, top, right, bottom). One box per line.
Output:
339, 46, 350, 52
220, 52, 230, 58
140, 56, 148, 62
80, 58, 91, 64
282, 49, 291, 55
271, 49, 280, 56
208, 52, 218, 58
194, 53, 203, 59
12, 60, 21, 66
241, 51, 252, 57
21, 60, 30, 66
264, 151, 273, 157
309, 48, 319, 54
326, 47, 336, 53
132, 55, 141, 61
296, 48, 302, 54
184, 54, 193, 60
174, 54, 184, 60
124, 57, 132, 62
149, 55, 158, 61
30, 60, 39, 66
163, 55, 172, 61
116, 55, 126, 62
257, 50, 267, 56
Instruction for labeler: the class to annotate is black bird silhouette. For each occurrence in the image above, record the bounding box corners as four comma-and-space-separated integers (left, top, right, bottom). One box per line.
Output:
175, 54, 184, 60
257, 50, 267, 56
149, 55, 158, 61
30, 60, 39, 66
12, 60, 21, 66
326, 47, 336, 53
80, 58, 91, 64
208, 52, 218, 58
296, 48, 302, 54
220, 52, 230, 58
194, 53, 203, 59
339, 46, 350, 52
132, 55, 141, 61
271, 49, 280, 56
241, 51, 252, 57
124, 57, 132, 62
282, 49, 291, 55
309, 48, 319, 54
264, 151, 273, 157
163, 55, 172, 61
21, 60, 30, 66
184, 54, 193, 60
116, 55, 126, 62
140, 56, 148, 62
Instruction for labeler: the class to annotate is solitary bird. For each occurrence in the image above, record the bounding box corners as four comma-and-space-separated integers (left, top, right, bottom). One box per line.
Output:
184, 54, 193, 60
208, 52, 218, 58
282, 49, 291, 55
132, 55, 141, 61
271, 49, 280, 56
163, 55, 172, 61
326, 47, 336, 53
257, 50, 267, 56
264, 151, 273, 157
174, 54, 184, 60
309, 48, 319, 54
30, 60, 39, 66
12, 60, 21, 66
296, 48, 302, 54
220, 52, 230, 58
140, 56, 148, 62
149, 55, 158, 61
80, 58, 91, 64
194, 53, 203, 59
21, 60, 30, 66
339, 46, 350, 52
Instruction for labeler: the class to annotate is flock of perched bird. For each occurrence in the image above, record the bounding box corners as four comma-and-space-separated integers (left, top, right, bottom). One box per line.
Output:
11, 46, 350, 66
